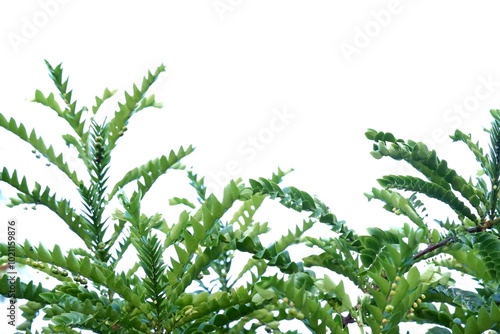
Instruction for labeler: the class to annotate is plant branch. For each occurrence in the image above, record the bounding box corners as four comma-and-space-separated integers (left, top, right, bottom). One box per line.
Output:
413, 220, 498, 260
413, 237, 453, 260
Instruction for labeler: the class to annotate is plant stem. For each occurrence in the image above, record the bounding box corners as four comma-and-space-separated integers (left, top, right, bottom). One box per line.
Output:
413, 219, 498, 260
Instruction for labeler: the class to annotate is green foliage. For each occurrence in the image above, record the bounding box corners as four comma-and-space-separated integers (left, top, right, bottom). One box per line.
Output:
1, 62, 499, 334
362, 111, 500, 333
0, 62, 348, 333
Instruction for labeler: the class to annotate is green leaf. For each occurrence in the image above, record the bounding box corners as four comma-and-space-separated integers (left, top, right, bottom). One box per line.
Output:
378, 175, 477, 222
169, 197, 196, 209
32, 89, 63, 113
92, 87, 117, 114
43, 60, 87, 138
0, 114, 82, 186
254, 285, 275, 300
0, 167, 91, 246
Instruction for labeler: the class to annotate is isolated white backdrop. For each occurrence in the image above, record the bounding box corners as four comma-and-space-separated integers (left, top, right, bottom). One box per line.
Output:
1, 1, 500, 333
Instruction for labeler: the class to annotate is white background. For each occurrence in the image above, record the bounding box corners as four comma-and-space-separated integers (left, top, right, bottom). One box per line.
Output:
1, 1, 500, 333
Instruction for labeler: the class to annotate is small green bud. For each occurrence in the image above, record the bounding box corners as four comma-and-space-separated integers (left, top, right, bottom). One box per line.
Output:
123, 303, 131, 312
384, 305, 394, 313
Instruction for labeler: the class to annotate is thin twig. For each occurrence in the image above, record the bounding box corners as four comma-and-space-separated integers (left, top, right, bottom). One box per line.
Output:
413, 223, 493, 260
413, 237, 453, 260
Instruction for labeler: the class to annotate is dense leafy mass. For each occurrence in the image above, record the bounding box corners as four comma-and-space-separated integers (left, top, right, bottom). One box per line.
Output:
0, 63, 499, 333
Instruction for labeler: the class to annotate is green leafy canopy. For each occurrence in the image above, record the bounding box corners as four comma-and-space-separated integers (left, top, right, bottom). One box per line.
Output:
1, 62, 499, 334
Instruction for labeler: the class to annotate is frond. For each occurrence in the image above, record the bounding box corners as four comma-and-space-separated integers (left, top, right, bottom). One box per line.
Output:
91, 87, 117, 114
256, 274, 347, 333
450, 129, 491, 178
42, 60, 87, 139
187, 170, 207, 203
108, 64, 166, 150
366, 130, 488, 215
108, 145, 194, 200
365, 187, 426, 229
0, 168, 92, 245
378, 174, 477, 222
249, 177, 339, 229
0, 114, 82, 186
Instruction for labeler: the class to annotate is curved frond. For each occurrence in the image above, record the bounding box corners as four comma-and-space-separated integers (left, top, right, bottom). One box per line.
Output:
0, 114, 82, 186
378, 174, 477, 222
475, 232, 500, 281
249, 178, 339, 229
42, 60, 87, 139
108, 64, 166, 149
109, 145, 194, 200
0, 168, 92, 245
92, 87, 117, 114
450, 129, 491, 177
365, 187, 426, 229
366, 130, 488, 215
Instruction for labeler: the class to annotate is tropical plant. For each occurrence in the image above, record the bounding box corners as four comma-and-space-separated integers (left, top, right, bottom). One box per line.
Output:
1, 61, 500, 334
356, 113, 500, 333
0, 61, 358, 333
